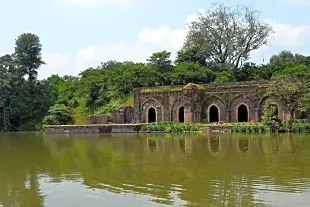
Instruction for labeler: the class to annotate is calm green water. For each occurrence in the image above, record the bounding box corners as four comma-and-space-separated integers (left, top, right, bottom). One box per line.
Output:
1, 133, 310, 207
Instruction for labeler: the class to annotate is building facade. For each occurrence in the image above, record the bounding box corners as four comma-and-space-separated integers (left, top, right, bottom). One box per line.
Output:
112, 81, 290, 124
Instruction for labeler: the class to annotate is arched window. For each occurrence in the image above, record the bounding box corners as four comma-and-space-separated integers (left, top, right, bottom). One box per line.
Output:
178, 106, 184, 122
238, 104, 248, 122
148, 107, 157, 123
209, 105, 219, 122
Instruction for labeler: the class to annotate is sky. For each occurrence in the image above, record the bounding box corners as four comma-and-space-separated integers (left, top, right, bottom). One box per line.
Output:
0, 0, 310, 79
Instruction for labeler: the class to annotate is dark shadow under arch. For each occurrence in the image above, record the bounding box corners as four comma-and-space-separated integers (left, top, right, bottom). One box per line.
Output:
238, 104, 248, 122
148, 107, 157, 123
178, 106, 184, 122
209, 105, 219, 123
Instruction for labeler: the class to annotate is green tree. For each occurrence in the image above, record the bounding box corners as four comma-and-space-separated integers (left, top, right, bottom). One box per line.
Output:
175, 46, 206, 66
265, 74, 310, 131
172, 62, 215, 84
261, 104, 281, 132
14, 33, 45, 81
214, 71, 235, 83
184, 3, 273, 69
43, 104, 73, 125
0, 57, 14, 131
270, 50, 310, 67
233, 62, 258, 81
147, 51, 173, 85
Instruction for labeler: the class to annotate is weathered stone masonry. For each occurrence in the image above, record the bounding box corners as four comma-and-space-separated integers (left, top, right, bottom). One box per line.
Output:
112, 81, 291, 124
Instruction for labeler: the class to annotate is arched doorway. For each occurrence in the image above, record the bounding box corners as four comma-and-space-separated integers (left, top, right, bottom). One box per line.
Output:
238, 104, 248, 122
148, 107, 157, 123
178, 106, 184, 122
209, 105, 219, 122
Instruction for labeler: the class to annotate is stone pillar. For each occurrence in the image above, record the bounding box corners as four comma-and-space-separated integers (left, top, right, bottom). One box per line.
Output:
255, 108, 260, 122
184, 113, 192, 123
133, 89, 140, 123
184, 104, 193, 123
226, 109, 230, 123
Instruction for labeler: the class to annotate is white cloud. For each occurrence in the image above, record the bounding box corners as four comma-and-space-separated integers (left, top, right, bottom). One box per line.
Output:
39, 24, 186, 78
251, 20, 310, 63
59, 0, 133, 6
267, 20, 310, 47
39, 14, 310, 79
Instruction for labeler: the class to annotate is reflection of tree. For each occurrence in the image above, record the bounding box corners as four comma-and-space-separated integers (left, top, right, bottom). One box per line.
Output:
43, 133, 310, 206
0, 133, 49, 207
2, 132, 309, 206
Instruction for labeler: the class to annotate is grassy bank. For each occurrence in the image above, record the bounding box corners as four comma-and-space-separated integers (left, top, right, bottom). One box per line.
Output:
230, 120, 310, 133
140, 122, 205, 133
139, 120, 310, 134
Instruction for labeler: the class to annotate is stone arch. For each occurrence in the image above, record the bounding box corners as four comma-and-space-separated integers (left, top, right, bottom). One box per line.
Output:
140, 98, 163, 123
208, 104, 220, 123
258, 96, 282, 121
178, 106, 185, 122
230, 94, 254, 122
148, 107, 157, 123
201, 95, 226, 123
171, 97, 190, 122
237, 103, 249, 122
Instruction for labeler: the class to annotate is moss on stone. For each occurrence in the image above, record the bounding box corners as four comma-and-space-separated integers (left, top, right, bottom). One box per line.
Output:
141, 85, 183, 93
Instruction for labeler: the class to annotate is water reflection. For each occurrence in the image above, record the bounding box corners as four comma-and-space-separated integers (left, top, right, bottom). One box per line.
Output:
0, 133, 309, 206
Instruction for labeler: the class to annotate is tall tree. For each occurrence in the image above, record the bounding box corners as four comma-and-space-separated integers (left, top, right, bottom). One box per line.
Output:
11, 33, 49, 130
147, 51, 172, 72
0, 55, 14, 131
184, 3, 273, 69
14, 33, 45, 81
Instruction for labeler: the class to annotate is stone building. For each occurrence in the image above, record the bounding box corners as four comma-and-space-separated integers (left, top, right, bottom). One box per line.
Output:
112, 81, 290, 124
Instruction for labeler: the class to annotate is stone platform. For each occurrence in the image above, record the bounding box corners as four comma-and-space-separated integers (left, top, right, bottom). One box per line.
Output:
43, 124, 147, 134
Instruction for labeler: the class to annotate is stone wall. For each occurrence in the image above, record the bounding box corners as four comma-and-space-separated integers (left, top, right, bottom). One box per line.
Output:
112, 105, 135, 124
127, 81, 291, 124
109, 81, 292, 124
44, 124, 144, 134
86, 115, 112, 124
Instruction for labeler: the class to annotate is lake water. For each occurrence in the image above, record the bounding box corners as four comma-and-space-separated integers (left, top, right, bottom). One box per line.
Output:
1, 133, 310, 207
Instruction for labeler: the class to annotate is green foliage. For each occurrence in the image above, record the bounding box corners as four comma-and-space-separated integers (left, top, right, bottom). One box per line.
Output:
14, 33, 45, 81
265, 73, 310, 131
140, 122, 205, 133
231, 123, 267, 133
0, 33, 55, 131
215, 71, 235, 83
261, 104, 281, 132
175, 46, 206, 66
43, 104, 73, 125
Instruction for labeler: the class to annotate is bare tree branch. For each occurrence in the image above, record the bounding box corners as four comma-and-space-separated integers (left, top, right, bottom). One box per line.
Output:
184, 3, 273, 69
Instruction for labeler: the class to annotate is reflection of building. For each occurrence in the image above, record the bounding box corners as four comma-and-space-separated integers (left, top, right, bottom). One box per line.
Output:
112, 81, 290, 124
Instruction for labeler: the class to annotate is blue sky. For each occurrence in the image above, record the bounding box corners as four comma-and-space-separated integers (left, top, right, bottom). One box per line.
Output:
1, 0, 310, 78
